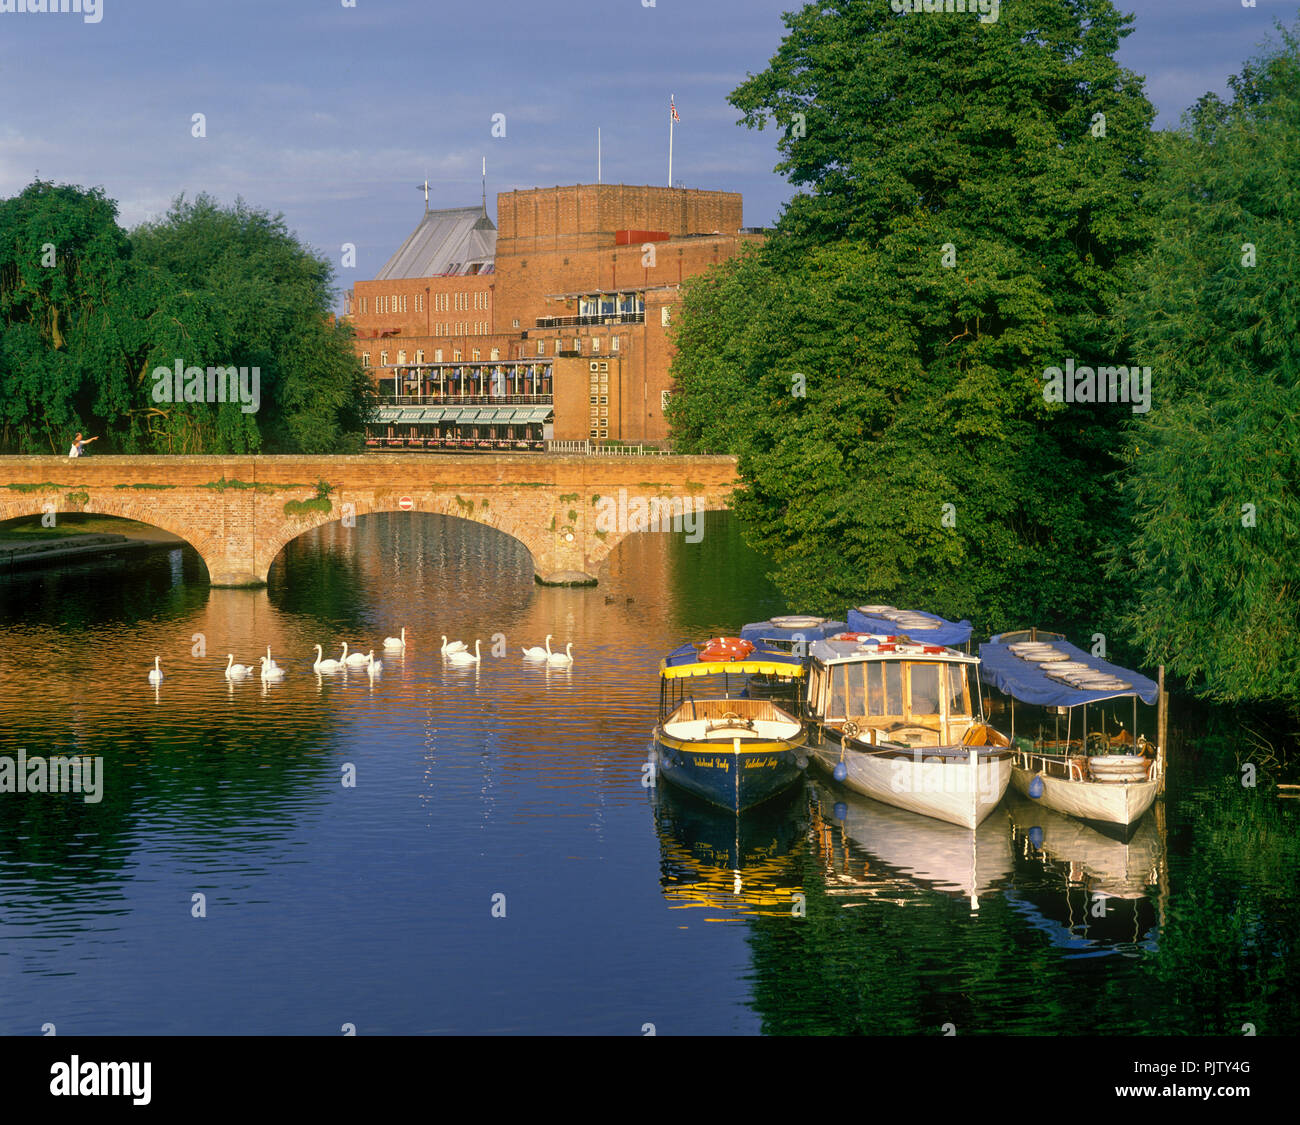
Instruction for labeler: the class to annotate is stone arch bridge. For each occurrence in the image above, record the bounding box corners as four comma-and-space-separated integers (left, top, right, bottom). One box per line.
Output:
0, 455, 740, 586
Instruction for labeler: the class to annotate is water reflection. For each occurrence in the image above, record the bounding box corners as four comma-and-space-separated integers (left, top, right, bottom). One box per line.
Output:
651, 779, 808, 918
808, 777, 1013, 911
1004, 792, 1165, 958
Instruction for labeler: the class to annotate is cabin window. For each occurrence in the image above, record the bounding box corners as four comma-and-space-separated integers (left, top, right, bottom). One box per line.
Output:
809, 666, 825, 713
845, 664, 867, 717
944, 664, 972, 717
828, 666, 848, 719
907, 663, 941, 718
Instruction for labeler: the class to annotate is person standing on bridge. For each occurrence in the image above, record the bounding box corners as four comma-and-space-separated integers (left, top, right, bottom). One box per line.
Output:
68, 432, 98, 458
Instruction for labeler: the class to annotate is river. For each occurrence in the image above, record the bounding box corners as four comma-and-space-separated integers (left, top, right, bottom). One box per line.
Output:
0, 512, 1295, 1035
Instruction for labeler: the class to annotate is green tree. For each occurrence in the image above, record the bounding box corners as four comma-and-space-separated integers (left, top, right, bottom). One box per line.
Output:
0, 181, 141, 452
0, 184, 372, 454
1110, 25, 1300, 713
130, 194, 374, 453
667, 0, 1156, 636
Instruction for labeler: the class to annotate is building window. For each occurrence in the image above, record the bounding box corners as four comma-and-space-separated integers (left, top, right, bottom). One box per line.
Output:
513, 318, 520, 329
402, 295, 407, 313
472, 349, 480, 361
380, 351, 389, 366
612, 335, 620, 353
662, 390, 671, 411
453, 350, 461, 361
592, 337, 601, 352
572, 338, 581, 353
490, 348, 499, 361
435, 349, 443, 362
661, 307, 671, 327
416, 350, 424, 363
362, 353, 371, 367
537, 340, 545, 356
397, 350, 406, 364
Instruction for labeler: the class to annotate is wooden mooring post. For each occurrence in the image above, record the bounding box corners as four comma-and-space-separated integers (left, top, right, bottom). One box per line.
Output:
1157, 664, 1168, 794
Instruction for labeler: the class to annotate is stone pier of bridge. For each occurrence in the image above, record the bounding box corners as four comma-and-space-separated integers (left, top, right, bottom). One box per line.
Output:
0, 454, 740, 587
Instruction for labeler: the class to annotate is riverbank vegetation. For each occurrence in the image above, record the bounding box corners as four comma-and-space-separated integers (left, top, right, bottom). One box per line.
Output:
666, 3, 1300, 720
0, 188, 373, 455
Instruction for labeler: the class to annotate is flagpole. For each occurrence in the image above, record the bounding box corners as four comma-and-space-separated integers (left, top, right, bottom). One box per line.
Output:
668, 94, 674, 187
598, 127, 602, 183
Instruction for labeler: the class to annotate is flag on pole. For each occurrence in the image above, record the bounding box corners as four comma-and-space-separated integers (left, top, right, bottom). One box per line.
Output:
670, 97, 680, 123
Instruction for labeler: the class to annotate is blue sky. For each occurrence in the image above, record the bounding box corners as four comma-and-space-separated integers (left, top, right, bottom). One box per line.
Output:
1, 0, 1294, 301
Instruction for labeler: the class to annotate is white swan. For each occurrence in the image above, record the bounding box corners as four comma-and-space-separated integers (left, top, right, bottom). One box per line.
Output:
313, 644, 343, 673
265, 645, 282, 672
547, 642, 574, 667
522, 634, 552, 660
384, 627, 407, 650
366, 652, 383, 674
441, 635, 467, 654
260, 655, 285, 681
147, 655, 163, 684
342, 641, 370, 667
446, 639, 480, 665
225, 654, 254, 679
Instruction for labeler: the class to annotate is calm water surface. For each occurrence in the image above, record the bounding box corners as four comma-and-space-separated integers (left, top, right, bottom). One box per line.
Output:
0, 512, 1296, 1035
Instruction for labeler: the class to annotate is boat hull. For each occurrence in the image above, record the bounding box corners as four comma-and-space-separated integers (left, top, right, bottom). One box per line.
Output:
809, 735, 1011, 829
1011, 764, 1157, 830
654, 729, 807, 812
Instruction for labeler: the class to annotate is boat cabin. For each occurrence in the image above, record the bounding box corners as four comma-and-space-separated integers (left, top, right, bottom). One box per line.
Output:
806, 639, 987, 749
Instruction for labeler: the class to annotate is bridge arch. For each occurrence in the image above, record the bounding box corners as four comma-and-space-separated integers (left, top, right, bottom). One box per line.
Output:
261, 502, 549, 586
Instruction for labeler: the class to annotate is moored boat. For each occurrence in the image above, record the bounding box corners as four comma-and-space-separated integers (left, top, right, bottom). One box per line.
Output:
804, 619, 1012, 829
653, 638, 809, 812
979, 631, 1162, 834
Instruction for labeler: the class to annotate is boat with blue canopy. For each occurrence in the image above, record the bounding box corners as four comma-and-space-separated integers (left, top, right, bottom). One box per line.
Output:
978, 630, 1162, 833
653, 638, 809, 812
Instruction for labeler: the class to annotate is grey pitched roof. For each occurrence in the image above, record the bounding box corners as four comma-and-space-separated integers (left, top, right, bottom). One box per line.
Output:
375, 206, 496, 280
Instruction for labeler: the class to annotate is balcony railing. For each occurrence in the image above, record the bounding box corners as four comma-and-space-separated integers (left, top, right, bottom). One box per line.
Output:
546, 440, 671, 456
534, 312, 645, 329
379, 394, 553, 406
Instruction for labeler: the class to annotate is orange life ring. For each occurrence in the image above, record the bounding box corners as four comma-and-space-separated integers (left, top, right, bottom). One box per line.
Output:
698, 636, 755, 662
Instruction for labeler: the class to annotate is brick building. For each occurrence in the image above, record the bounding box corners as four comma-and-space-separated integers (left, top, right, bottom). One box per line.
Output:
347, 184, 762, 450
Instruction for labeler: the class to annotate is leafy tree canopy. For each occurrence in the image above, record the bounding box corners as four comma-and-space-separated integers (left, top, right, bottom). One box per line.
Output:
1110, 22, 1300, 713
0, 184, 372, 454
668, 0, 1156, 637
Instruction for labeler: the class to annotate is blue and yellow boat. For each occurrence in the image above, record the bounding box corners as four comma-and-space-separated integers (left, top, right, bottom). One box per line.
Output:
653, 638, 809, 812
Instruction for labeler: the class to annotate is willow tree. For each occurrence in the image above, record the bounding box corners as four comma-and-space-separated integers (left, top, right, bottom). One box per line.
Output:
667, 0, 1156, 635
1110, 27, 1300, 714
0, 184, 372, 454
0, 181, 140, 452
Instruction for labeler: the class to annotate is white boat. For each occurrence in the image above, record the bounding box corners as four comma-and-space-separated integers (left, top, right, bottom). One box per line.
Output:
1009, 751, 1159, 829
804, 630, 1012, 829
981, 630, 1163, 832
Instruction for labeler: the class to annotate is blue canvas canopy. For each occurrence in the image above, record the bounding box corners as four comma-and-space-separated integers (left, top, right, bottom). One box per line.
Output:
978, 639, 1158, 707
844, 606, 973, 647
740, 616, 847, 647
